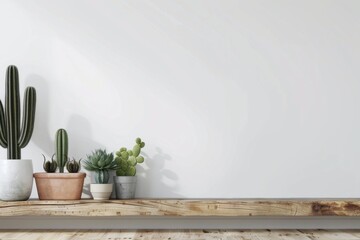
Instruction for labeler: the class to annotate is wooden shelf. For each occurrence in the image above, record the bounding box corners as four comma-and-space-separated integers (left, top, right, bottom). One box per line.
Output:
0, 199, 360, 217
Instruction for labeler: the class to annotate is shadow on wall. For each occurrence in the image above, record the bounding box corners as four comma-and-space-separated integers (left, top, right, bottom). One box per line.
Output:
66, 114, 105, 198
22, 77, 181, 199
24, 76, 103, 198
25, 75, 53, 157
137, 147, 182, 198
66, 115, 181, 198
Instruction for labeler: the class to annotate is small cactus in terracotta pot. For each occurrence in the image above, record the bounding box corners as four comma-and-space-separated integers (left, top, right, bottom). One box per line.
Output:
33, 129, 86, 200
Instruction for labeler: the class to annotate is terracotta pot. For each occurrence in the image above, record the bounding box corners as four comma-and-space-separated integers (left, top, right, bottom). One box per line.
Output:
33, 172, 86, 200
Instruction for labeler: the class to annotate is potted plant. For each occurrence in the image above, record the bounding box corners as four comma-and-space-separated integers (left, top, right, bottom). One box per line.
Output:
33, 129, 85, 200
82, 149, 118, 200
0, 65, 36, 201
113, 138, 145, 199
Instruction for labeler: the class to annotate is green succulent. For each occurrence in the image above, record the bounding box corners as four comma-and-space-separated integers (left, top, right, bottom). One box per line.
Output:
82, 149, 117, 183
42, 154, 57, 173
115, 138, 145, 176
66, 158, 81, 173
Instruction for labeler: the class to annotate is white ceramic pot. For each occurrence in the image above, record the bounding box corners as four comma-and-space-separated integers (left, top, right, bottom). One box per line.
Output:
90, 183, 113, 200
0, 159, 33, 201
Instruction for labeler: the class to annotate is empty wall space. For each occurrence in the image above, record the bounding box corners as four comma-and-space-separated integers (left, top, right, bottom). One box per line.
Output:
0, 0, 359, 229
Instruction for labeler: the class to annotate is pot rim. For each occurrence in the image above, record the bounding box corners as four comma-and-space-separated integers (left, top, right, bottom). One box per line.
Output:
113, 175, 137, 183
33, 172, 86, 179
90, 183, 113, 186
113, 176, 137, 178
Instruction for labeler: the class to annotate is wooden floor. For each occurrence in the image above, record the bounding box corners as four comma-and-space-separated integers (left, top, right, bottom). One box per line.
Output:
1, 230, 360, 240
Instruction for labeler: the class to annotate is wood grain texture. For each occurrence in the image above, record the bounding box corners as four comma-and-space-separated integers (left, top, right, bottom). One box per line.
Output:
1, 199, 360, 217
1, 230, 360, 240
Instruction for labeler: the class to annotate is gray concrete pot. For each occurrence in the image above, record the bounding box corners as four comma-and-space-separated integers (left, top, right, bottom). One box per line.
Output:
113, 176, 136, 199
0, 159, 33, 201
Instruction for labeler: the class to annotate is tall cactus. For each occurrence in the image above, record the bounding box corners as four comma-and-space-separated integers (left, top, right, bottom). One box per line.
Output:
56, 128, 68, 173
0, 65, 36, 159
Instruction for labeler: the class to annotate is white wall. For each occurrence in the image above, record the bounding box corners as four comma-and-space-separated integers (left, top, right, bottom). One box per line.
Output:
0, 0, 359, 199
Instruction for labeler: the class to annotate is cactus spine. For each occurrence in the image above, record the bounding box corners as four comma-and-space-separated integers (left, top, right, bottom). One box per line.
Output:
56, 128, 68, 173
0, 65, 36, 159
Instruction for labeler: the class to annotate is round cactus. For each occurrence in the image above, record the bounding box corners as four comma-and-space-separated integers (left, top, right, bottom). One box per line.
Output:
66, 158, 81, 173
120, 147, 127, 152
136, 156, 144, 163
126, 166, 136, 176
42, 154, 57, 173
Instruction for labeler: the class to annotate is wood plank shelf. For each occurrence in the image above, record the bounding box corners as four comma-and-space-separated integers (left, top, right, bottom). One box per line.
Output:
1, 199, 360, 217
